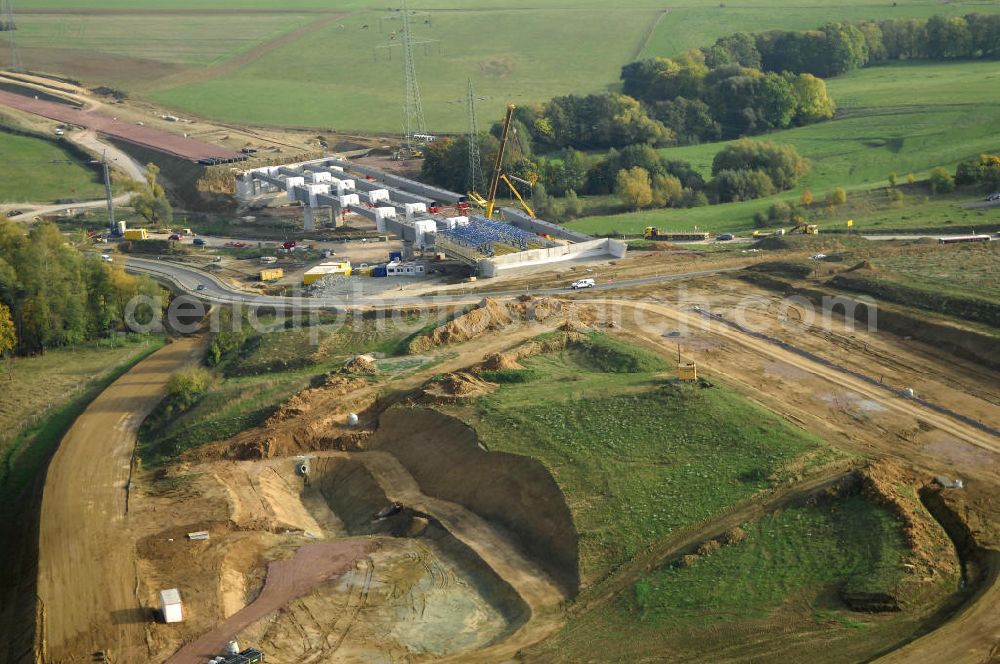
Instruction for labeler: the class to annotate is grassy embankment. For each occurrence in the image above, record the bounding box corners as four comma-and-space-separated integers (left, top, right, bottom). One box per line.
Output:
0, 335, 164, 505
461, 333, 840, 585
532, 495, 942, 664
567, 61, 1000, 236
0, 130, 106, 203
137, 313, 437, 462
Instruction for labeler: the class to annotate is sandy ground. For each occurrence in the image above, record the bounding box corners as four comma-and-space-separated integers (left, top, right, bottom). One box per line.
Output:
165, 540, 369, 664
28, 264, 1000, 663
36, 335, 205, 664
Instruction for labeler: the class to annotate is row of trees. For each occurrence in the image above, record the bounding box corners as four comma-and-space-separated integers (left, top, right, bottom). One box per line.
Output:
622, 54, 836, 139
754, 14, 1000, 76
673, 13, 1000, 83
423, 134, 810, 214
615, 140, 810, 210
0, 221, 161, 355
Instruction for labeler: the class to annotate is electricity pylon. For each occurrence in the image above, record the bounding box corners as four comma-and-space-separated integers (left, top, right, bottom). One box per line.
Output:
466, 79, 485, 194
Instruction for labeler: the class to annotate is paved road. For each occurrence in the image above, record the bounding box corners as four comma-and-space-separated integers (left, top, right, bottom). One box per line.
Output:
124, 255, 743, 310
36, 336, 205, 664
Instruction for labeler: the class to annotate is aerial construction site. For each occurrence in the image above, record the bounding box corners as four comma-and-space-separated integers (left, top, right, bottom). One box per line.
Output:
1, 1, 999, 663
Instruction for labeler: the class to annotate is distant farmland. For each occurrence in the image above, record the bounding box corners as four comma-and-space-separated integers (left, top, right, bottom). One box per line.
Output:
566, 61, 1000, 236
3, 0, 999, 133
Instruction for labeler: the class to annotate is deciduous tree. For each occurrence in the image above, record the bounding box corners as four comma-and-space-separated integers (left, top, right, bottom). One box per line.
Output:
615, 167, 653, 210
127, 163, 173, 226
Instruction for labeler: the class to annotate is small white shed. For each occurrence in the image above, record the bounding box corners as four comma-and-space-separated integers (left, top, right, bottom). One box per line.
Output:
160, 588, 184, 624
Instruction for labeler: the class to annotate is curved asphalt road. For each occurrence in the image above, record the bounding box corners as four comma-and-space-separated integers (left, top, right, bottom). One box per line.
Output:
125, 255, 742, 310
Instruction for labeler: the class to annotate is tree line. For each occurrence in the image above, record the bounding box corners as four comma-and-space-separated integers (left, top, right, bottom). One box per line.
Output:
504, 13, 998, 155
0, 221, 162, 355
423, 133, 810, 217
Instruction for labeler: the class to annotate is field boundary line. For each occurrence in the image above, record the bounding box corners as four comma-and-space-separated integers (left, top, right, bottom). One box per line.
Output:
141, 12, 351, 93
631, 8, 669, 62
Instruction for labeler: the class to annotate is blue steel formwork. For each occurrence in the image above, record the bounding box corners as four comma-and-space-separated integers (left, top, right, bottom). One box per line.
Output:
438, 218, 539, 257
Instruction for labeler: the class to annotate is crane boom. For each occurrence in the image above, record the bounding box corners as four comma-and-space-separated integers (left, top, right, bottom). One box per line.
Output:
484, 104, 516, 220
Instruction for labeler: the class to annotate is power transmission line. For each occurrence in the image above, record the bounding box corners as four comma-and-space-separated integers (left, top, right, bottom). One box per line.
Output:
1, 0, 22, 72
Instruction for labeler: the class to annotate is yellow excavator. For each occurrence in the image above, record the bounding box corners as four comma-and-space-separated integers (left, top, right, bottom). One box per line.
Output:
468, 104, 535, 219
788, 220, 820, 235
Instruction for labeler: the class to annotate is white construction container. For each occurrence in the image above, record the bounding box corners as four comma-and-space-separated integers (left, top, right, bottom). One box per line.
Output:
412, 219, 437, 247
336, 179, 356, 195
311, 171, 332, 183
285, 176, 305, 195
331, 165, 345, 172
339, 193, 360, 209
405, 202, 427, 220
453, 216, 471, 227
160, 588, 184, 624
367, 189, 390, 204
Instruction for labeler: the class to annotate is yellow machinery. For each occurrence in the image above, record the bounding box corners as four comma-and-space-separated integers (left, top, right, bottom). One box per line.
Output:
678, 362, 698, 382
123, 228, 148, 240
788, 221, 819, 235
259, 268, 284, 282
468, 104, 535, 219
751, 229, 787, 238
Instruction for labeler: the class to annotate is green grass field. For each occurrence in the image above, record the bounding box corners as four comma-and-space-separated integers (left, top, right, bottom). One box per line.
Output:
466, 337, 824, 585
148, 8, 657, 132
14, 14, 312, 67
869, 243, 1000, 303
565, 61, 1000, 235
9, 0, 997, 133
529, 495, 955, 664
0, 131, 107, 203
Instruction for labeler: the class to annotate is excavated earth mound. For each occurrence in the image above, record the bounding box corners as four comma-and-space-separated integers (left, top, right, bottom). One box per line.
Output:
191, 376, 375, 461
343, 354, 378, 375
422, 372, 497, 402
409, 297, 594, 353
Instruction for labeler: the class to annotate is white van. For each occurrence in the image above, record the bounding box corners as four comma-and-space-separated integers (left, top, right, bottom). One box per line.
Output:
571, 278, 596, 290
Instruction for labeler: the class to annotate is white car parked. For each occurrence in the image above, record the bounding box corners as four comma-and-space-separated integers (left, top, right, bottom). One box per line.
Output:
571, 278, 596, 290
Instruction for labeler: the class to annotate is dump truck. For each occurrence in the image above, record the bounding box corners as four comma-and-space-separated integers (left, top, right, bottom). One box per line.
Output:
123, 229, 148, 241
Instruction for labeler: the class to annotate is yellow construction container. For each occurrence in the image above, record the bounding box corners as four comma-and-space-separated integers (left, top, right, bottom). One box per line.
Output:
302, 261, 352, 285
259, 268, 284, 282
123, 228, 148, 240
678, 362, 698, 382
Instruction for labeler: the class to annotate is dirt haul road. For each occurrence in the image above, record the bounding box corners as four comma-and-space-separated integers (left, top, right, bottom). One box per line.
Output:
36, 336, 205, 664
